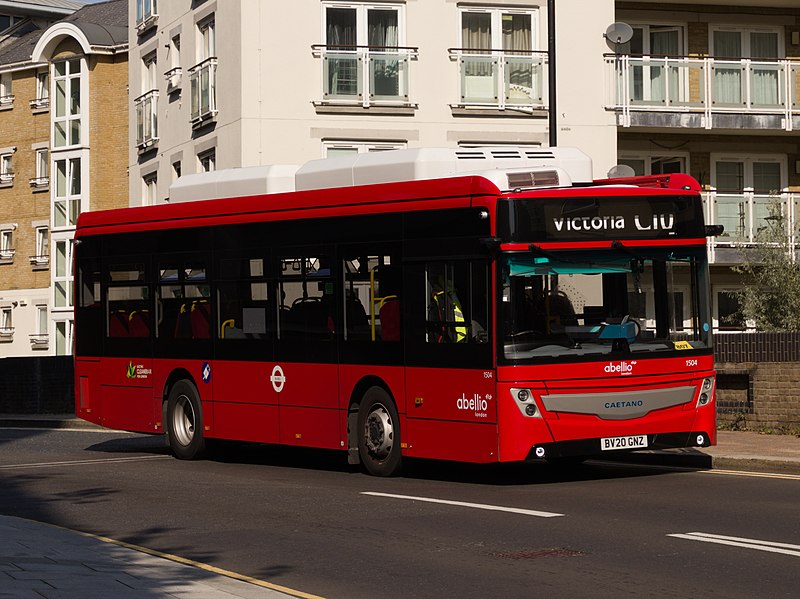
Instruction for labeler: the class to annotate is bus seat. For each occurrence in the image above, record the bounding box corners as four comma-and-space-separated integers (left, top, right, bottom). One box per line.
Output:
379, 298, 400, 341
110, 310, 128, 337
174, 303, 193, 339
191, 301, 211, 339
128, 310, 150, 337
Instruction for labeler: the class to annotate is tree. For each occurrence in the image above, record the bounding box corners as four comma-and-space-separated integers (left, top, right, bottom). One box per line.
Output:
732, 202, 800, 331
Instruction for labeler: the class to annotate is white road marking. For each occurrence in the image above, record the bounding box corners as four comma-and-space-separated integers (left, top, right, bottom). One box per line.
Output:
699, 469, 800, 481
0, 455, 170, 470
361, 492, 564, 518
668, 532, 800, 557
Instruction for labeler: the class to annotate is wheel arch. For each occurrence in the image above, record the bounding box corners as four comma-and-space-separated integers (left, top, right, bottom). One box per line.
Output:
161, 368, 196, 424
346, 375, 396, 465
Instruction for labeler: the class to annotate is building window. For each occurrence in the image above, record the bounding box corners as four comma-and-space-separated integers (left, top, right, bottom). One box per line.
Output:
712, 28, 781, 107
0, 152, 13, 185
0, 227, 14, 263
31, 70, 49, 110
54, 239, 73, 308
0, 14, 21, 33
0, 305, 12, 340
0, 72, 12, 108
53, 157, 81, 228
29, 148, 49, 189
53, 59, 82, 148
455, 7, 542, 108
711, 155, 786, 243
31, 226, 49, 267
323, 140, 406, 157
320, 2, 412, 105
30, 304, 49, 347
172, 160, 181, 181
136, 53, 159, 149
136, 0, 158, 33
143, 172, 158, 205
55, 319, 72, 355
166, 35, 182, 92
198, 149, 215, 172
190, 17, 217, 125
618, 154, 687, 176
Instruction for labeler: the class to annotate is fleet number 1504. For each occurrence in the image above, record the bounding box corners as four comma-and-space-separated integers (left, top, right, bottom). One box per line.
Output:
686, 359, 698, 367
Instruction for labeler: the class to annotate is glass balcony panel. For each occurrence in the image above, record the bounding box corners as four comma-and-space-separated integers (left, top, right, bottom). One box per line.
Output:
713, 61, 744, 106
460, 55, 498, 103
504, 55, 543, 105
369, 52, 407, 101
715, 195, 748, 243
752, 195, 785, 240
324, 52, 361, 99
750, 62, 782, 108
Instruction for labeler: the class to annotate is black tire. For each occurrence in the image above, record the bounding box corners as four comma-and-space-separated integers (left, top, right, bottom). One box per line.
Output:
357, 386, 402, 477
166, 380, 206, 460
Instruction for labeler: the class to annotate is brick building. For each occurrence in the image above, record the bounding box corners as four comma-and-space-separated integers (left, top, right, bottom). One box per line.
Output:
0, 0, 128, 356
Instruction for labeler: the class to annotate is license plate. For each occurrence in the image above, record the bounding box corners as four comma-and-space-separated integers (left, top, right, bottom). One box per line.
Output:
600, 435, 648, 451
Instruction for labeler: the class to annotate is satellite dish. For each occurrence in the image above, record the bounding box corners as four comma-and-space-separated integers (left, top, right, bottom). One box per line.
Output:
604, 22, 634, 50
607, 164, 636, 178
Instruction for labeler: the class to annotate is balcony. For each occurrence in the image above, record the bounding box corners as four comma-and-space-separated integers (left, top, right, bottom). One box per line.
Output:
0, 170, 13, 186
29, 97, 49, 111
135, 0, 158, 35
165, 67, 182, 93
29, 254, 49, 268
0, 248, 14, 263
450, 49, 548, 114
29, 176, 49, 190
189, 58, 217, 127
606, 54, 800, 131
0, 94, 13, 110
135, 89, 159, 150
702, 189, 800, 263
0, 327, 13, 341
313, 45, 417, 111
29, 333, 49, 348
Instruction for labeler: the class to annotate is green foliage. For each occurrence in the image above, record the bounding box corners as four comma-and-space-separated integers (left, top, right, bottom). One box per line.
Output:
732, 202, 800, 331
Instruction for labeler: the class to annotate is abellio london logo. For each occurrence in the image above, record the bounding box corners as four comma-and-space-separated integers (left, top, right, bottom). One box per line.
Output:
604, 360, 637, 376
456, 393, 490, 418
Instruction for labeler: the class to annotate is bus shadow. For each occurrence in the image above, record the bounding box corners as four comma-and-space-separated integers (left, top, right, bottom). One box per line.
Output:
83, 435, 699, 485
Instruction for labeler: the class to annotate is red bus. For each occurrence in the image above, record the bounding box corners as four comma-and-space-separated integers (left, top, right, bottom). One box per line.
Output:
74, 147, 717, 476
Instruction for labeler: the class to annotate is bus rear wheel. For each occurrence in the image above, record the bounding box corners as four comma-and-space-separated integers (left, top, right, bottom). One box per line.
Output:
357, 387, 402, 477
166, 380, 206, 460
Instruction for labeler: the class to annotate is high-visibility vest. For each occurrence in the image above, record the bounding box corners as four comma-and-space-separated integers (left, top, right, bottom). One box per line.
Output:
433, 290, 467, 342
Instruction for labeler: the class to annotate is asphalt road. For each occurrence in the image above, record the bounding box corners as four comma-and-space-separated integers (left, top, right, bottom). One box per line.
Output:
0, 428, 798, 599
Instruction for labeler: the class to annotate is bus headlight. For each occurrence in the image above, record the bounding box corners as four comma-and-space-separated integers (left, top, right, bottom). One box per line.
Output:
697, 377, 715, 407
511, 388, 541, 418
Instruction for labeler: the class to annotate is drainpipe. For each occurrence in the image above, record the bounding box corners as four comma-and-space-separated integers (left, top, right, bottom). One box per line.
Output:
548, 0, 557, 147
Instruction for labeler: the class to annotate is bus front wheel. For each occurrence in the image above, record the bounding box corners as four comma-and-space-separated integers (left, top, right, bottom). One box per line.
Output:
166, 380, 206, 460
357, 387, 402, 477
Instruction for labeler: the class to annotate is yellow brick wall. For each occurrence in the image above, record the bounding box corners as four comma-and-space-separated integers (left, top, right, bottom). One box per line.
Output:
0, 69, 52, 293
89, 54, 129, 213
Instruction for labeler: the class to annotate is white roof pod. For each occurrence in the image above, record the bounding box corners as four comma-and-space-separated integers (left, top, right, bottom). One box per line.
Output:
168, 164, 299, 203
294, 146, 593, 191
165, 146, 593, 203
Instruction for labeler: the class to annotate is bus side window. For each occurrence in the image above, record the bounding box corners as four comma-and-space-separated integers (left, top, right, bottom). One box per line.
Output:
157, 259, 210, 340
343, 252, 401, 342
107, 262, 150, 339
217, 256, 270, 340
425, 261, 488, 344
279, 254, 334, 339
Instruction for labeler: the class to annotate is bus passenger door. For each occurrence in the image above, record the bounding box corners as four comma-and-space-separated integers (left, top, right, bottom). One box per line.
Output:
273, 247, 340, 449
403, 259, 497, 463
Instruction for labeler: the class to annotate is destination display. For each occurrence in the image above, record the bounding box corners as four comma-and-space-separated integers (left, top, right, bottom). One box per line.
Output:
497, 195, 706, 242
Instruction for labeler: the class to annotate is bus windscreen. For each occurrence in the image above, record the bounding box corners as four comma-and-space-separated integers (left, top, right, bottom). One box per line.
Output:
500, 247, 711, 363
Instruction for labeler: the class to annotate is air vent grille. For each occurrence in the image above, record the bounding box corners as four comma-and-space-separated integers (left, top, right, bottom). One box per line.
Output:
507, 170, 560, 188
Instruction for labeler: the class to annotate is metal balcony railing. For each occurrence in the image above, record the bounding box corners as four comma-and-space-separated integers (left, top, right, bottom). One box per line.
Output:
313, 45, 417, 107
135, 89, 159, 148
606, 54, 800, 130
450, 48, 548, 110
